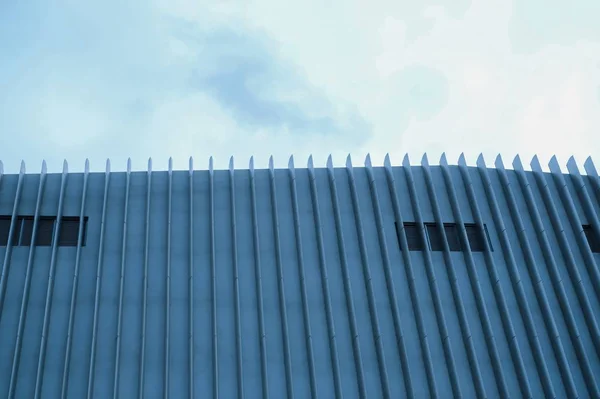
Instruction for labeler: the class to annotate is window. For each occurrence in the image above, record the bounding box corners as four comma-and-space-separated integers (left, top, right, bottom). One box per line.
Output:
444, 224, 462, 251
465, 224, 488, 252
0, 215, 87, 247
397, 222, 424, 251
583, 225, 600, 253
396, 221, 492, 252
36, 217, 56, 246
0, 216, 11, 246
426, 223, 444, 251
59, 217, 87, 246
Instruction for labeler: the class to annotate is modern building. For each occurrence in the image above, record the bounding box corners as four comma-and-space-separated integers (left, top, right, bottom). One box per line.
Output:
0, 153, 600, 398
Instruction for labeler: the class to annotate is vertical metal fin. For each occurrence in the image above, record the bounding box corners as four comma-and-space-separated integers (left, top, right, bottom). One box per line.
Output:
249, 156, 269, 398
113, 159, 132, 398
441, 153, 510, 398
422, 153, 487, 398
327, 155, 367, 398
565, 157, 600, 302
8, 162, 48, 399
508, 155, 579, 398
165, 158, 172, 399
457, 154, 532, 398
529, 156, 600, 395
62, 158, 91, 398
34, 160, 69, 399
87, 159, 111, 399
532, 159, 600, 392
0, 160, 26, 315
363, 154, 413, 398
403, 155, 462, 399
188, 157, 194, 399
384, 154, 438, 399
287, 155, 317, 398
583, 157, 600, 204
476, 154, 555, 398
307, 155, 343, 399
139, 158, 152, 399
209, 157, 219, 398
548, 157, 600, 333
229, 157, 244, 398
268, 156, 294, 399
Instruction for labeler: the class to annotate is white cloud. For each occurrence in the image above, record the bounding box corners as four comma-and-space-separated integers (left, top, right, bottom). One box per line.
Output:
1, 0, 599, 173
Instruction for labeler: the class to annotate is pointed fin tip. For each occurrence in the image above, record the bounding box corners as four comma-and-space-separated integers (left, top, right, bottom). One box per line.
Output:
20, 160, 26, 174
566, 156, 579, 176
512, 154, 524, 170
269, 156, 274, 171
0, 160, 3, 175
476, 153, 485, 167
402, 154, 410, 166
288, 155, 295, 169
345, 154, 353, 168
384, 153, 391, 168
106, 159, 111, 173
62, 160, 68, 174
307, 155, 314, 169
85, 159, 90, 173
208, 156, 214, 172
42, 160, 47, 174
439, 152, 448, 166
127, 158, 132, 173
584, 156, 594, 167
529, 155, 542, 171
189, 156, 193, 173
421, 153, 429, 166
229, 156, 234, 171
584, 156, 597, 174
494, 154, 505, 169
458, 153, 467, 166
365, 153, 372, 168
326, 155, 333, 169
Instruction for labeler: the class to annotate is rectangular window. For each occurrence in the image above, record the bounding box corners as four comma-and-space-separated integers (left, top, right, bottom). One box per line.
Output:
19, 217, 35, 246
465, 223, 487, 252
0, 215, 87, 247
395, 221, 493, 252
36, 217, 56, 246
0, 216, 11, 246
426, 223, 444, 251
444, 224, 462, 251
583, 225, 600, 253
397, 222, 424, 251
59, 217, 87, 246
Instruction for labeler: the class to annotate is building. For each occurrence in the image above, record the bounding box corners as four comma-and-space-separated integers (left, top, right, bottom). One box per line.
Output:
0, 153, 600, 398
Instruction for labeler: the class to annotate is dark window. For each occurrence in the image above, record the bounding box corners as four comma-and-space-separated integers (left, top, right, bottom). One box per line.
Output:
0, 215, 87, 247
583, 225, 600, 253
397, 222, 423, 251
19, 217, 35, 246
444, 224, 462, 251
36, 217, 56, 246
425, 223, 461, 251
0, 216, 11, 246
59, 217, 87, 246
426, 223, 444, 251
465, 223, 487, 252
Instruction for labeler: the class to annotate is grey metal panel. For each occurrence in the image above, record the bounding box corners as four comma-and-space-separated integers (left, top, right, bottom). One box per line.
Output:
1, 155, 600, 399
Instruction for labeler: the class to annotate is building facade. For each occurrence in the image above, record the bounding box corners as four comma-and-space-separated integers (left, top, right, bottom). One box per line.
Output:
0, 153, 600, 398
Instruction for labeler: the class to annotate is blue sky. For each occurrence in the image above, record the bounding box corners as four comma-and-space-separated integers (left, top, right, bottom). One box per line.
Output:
1, 0, 599, 173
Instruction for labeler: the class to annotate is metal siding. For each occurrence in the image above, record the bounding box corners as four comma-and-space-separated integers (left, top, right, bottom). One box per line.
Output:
0, 155, 599, 398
